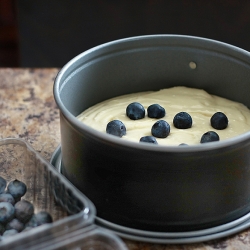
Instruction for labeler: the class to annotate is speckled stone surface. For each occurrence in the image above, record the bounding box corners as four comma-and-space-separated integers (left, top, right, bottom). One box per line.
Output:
1, 68, 250, 249
0, 68, 60, 161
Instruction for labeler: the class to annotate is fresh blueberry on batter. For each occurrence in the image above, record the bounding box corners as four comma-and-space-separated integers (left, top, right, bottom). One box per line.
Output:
210, 112, 228, 130
139, 136, 158, 144
147, 104, 165, 119
200, 131, 220, 143
126, 102, 145, 120
151, 120, 170, 138
106, 120, 126, 137
173, 112, 192, 129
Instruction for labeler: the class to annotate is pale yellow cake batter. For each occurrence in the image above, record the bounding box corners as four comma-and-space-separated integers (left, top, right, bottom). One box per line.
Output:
77, 86, 250, 145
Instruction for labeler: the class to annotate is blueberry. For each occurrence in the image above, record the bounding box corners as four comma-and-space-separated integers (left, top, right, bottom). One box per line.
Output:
139, 136, 158, 144
7, 179, 27, 200
147, 104, 165, 119
35, 211, 53, 226
0, 193, 15, 205
25, 214, 38, 228
15, 200, 34, 223
6, 218, 24, 232
151, 120, 170, 138
25, 212, 53, 228
0, 202, 15, 224
173, 112, 192, 129
210, 112, 228, 130
126, 102, 145, 120
0, 177, 6, 194
106, 120, 126, 137
200, 131, 220, 143
2, 229, 18, 237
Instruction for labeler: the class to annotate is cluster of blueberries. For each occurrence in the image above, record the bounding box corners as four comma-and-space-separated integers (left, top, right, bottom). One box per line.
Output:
106, 102, 229, 145
0, 176, 53, 240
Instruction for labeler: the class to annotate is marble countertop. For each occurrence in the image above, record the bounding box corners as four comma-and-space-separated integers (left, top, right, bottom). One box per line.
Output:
1, 68, 250, 249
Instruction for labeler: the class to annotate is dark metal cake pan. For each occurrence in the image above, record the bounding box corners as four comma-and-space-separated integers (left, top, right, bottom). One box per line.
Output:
53, 35, 250, 232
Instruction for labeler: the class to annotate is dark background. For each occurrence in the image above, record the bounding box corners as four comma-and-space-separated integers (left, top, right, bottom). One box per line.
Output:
1, 0, 250, 67
0, 0, 19, 67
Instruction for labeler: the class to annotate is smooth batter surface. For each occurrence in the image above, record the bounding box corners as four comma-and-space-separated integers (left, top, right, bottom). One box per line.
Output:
77, 86, 250, 145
